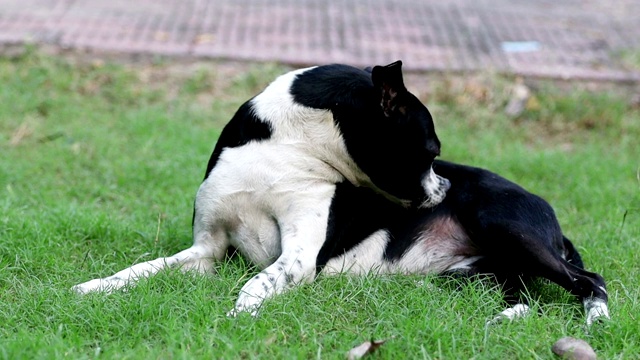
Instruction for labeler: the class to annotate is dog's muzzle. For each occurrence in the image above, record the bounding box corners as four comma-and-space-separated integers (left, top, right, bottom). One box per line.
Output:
419, 168, 450, 208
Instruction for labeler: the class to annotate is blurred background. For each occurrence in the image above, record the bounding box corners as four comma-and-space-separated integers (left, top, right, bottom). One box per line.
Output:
1, 0, 639, 81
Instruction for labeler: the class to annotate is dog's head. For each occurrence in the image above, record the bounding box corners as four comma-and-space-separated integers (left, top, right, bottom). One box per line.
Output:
357, 61, 449, 208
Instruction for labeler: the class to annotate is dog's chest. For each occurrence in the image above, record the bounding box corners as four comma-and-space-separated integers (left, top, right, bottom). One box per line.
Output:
196, 142, 342, 267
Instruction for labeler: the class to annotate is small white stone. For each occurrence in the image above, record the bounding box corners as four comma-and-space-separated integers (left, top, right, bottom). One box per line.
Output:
552, 337, 596, 360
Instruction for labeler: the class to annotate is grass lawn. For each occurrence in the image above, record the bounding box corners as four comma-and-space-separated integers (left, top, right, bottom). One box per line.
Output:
1, 49, 639, 359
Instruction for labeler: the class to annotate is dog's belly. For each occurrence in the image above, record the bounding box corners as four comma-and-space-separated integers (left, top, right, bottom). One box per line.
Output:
322, 216, 481, 275
227, 200, 282, 268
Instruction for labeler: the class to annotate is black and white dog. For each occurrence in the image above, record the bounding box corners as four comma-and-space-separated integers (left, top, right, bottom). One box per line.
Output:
73, 61, 609, 326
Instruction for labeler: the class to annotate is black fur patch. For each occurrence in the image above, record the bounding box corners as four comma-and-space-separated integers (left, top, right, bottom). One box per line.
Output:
202, 101, 272, 180
291, 64, 441, 201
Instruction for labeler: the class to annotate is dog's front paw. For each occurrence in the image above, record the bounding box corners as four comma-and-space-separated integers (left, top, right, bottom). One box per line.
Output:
227, 289, 267, 317
227, 304, 260, 318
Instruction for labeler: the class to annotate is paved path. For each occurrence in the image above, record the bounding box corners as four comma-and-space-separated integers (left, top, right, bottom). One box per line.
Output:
1, 0, 639, 81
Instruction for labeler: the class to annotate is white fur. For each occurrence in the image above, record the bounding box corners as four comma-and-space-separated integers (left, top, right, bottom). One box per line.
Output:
487, 304, 531, 325
420, 166, 448, 208
391, 236, 474, 275
499, 303, 531, 319
584, 297, 610, 326
323, 230, 390, 275
323, 231, 482, 276
252, 69, 370, 188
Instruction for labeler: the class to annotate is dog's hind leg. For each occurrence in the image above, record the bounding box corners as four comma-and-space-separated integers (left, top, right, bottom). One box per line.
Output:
71, 243, 221, 294
489, 275, 533, 323
560, 236, 609, 325
72, 217, 230, 294
543, 261, 609, 326
527, 239, 609, 326
478, 222, 609, 326
446, 262, 533, 324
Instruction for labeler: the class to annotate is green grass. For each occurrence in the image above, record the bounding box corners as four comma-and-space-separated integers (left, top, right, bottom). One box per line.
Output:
1, 49, 639, 359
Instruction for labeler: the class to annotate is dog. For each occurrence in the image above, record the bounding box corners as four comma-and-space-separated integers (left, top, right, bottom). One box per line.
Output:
72, 61, 450, 314
72, 61, 609, 326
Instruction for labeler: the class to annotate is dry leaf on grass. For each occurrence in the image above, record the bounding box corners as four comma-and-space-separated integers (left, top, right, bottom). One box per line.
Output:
10, 123, 34, 146
346, 337, 392, 360
505, 83, 532, 117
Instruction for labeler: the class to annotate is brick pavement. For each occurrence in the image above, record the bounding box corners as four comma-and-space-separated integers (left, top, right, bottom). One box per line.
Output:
1, 0, 639, 81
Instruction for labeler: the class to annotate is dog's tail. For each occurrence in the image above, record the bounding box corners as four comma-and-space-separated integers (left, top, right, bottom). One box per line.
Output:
563, 235, 584, 269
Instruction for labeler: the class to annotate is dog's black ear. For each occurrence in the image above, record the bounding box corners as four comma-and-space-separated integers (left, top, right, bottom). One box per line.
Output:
371, 60, 406, 117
